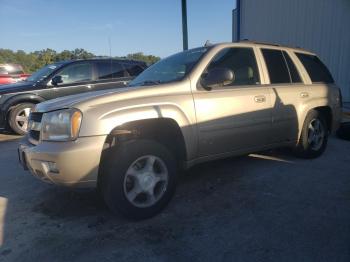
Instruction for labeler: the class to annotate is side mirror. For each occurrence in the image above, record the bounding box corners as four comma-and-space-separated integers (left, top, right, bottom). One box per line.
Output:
51, 75, 63, 86
201, 68, 235, 90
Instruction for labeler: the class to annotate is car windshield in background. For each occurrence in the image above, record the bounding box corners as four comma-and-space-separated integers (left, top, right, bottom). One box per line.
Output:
0, 65, 24, 75
26, 62, 64, 82
129, 47, 209, 86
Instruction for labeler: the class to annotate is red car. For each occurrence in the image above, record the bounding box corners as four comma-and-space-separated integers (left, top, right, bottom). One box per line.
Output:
0, 64, 30, 85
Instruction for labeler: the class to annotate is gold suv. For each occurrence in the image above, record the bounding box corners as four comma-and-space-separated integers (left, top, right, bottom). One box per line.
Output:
19, 42, 342, 219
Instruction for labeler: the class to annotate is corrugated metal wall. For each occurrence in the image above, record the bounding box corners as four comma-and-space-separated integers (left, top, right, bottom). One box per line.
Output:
238, 0, 350, 101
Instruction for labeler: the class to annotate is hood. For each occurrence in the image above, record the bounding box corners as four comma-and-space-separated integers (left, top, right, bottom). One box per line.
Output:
0, 81, 36, 94
35, 87, 134, 112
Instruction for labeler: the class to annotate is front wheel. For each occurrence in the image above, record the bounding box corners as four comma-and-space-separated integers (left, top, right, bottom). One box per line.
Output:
8, 103, 35, 135
294, 110, 328, 159
100, 139, 178, 219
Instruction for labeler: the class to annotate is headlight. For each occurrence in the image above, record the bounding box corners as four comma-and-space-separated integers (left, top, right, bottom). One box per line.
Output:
41, 109, 82, 141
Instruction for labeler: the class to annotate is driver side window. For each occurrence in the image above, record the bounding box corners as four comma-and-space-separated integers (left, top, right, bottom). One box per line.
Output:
53, 63, 92, 85
207, 47, 260, 86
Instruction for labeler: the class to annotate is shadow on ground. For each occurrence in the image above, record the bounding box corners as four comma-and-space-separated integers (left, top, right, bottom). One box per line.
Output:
1, 138, 349, 262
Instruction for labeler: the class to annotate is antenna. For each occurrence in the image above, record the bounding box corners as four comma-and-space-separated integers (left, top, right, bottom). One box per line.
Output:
108, 37, 112, 57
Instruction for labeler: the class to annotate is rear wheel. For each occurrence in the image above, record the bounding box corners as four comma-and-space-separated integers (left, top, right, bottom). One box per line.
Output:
294, 110, 328, 158
100, 139, 178, 219
8, 103, 35, 135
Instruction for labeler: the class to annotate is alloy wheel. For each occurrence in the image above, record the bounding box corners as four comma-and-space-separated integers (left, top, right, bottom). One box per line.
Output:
123, 155, 169, 208
307, 118, 325, 151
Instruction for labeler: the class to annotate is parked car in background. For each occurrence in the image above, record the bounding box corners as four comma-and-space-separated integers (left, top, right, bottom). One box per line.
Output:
19, 42, 342, 219
0, 59, 147, 134
0, 64, 30, 85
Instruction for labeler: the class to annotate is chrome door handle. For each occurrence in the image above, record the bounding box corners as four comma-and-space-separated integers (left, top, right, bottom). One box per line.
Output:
86, 85, 92, 89
300, 92, 309, 98
254, 95, 266, 103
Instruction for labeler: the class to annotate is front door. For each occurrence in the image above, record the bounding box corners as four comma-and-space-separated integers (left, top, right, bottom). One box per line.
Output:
192, 47, 273, 157
44, 62, 94, 99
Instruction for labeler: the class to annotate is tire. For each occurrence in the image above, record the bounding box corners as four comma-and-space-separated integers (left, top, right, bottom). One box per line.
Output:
294, 110, 328, 159
8, 103, 35, 135
336, 122, 350, 141
100, 139, 178, 219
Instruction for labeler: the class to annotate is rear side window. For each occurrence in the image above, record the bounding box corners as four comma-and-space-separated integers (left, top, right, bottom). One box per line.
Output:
123, 63, 144, 76
112, 61, 126, 78
96, 61, 113, 79
282, 51, 302, 83
96, 61, 129, 79
296, 53, 334, 83
262, 49, 290, 84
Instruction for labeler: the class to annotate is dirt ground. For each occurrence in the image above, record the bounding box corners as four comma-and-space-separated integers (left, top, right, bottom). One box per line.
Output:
0, 132, 349, 262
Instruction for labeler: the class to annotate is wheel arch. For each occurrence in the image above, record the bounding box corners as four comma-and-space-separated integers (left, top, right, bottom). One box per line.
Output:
313, 106, 332, 132
297, 96, 334, 139
101, 117, 188, 165
3, 94, 45, 120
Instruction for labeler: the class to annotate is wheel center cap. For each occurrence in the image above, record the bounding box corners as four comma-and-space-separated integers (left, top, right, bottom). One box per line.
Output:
140, 173, 155, 190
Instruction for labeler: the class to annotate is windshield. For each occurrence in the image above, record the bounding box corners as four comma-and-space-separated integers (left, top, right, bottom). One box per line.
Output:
26, 62, 64, 82
129, 47, 209, 86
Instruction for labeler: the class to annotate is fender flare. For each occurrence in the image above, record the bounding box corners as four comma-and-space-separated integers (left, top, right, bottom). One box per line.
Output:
2, 94, 45, 119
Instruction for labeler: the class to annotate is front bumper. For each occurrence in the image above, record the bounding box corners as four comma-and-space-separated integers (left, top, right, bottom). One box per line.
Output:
18, 135, 107, 188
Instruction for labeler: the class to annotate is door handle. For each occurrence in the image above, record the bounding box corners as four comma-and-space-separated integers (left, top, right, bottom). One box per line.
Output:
300, 92, 309, 98
86, 85, 92, 89
254, 95, 266, 103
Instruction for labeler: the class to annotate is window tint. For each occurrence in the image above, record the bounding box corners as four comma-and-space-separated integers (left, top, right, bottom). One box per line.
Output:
96, 61, 112, 79
207, 47, 260, 86
57, 63, 92, 84
296, 53, 334, 83
123, 63, 144, 76
262, 49, 290, 84
112, 61, 126, 78
283, 51, 302, 83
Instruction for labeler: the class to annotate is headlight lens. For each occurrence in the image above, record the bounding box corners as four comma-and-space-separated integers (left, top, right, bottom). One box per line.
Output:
41, 109, 82, 141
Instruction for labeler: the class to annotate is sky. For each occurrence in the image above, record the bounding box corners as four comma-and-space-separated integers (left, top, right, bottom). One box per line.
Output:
0, 0, 236, 58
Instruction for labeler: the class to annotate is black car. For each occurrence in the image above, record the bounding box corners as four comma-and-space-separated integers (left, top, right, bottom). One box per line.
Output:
0, 59, 147, 134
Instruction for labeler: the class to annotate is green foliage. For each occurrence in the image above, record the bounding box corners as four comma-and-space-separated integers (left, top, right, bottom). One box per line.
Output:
0, 49, 160, 73
125, 52, 160, 65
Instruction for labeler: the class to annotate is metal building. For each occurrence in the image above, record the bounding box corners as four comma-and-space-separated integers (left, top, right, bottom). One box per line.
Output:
232, 0, 350, 102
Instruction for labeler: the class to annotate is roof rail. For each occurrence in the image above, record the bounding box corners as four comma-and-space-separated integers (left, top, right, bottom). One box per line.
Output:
239, 39, 280, 47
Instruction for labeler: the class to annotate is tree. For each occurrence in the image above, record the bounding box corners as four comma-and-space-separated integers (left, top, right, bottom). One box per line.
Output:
126, 52, 160, 65
0, 48, 160, 73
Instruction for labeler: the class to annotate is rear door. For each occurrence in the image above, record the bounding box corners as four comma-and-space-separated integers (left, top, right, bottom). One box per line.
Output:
260, 48, 306, 143
92, 60, 131, 91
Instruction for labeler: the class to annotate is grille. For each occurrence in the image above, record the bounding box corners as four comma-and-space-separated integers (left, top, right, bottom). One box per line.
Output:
30, 112, 43, 122
28, 112, 43, 144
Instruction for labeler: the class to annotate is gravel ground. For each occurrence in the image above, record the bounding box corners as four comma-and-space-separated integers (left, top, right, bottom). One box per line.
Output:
0, 132, 349, 262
